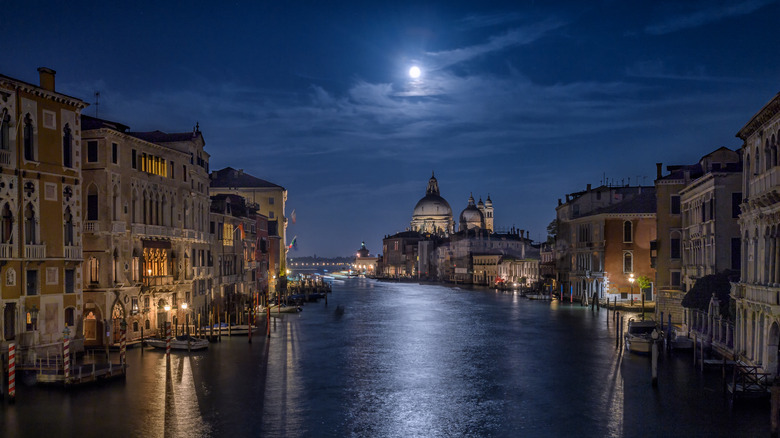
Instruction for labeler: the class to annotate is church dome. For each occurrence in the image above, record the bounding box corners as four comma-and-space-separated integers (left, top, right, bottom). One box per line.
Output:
411, 172, 453, 235
413, 194, 452, 217
459, 194, 484, 231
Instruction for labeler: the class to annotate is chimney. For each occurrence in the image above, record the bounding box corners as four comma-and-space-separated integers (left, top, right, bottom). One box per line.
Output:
37, 67, 56, 91
587, 184, 591, 191
558, 198, 562, 206
565, 194, 570, 202
656, 163, 663, 180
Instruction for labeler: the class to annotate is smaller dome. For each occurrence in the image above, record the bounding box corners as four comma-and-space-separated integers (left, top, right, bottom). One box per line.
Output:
459, 194, 484, 231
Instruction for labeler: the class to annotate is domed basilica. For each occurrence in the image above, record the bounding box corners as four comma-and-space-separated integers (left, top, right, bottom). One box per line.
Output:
410, 173, 494, 236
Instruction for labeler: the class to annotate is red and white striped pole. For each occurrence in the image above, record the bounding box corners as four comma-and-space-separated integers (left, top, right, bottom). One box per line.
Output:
63, 327, 71, 383
120, 320, 127, 369
8, 343, 15, 402
166, 322, 171, 357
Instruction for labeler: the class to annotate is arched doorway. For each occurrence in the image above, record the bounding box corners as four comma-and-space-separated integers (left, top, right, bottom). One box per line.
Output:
111, 301, 125, 344
83, 304, 103, 348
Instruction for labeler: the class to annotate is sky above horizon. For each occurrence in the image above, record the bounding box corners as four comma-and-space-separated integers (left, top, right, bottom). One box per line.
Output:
5, 1, 780, 257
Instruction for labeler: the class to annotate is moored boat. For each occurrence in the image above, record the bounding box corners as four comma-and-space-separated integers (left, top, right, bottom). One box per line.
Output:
260, 304, 303, 315
146, 334, 209, 351
624, 319, 658, 354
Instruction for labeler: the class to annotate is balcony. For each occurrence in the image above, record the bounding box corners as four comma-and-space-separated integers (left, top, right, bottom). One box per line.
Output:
25, 244, 46, 259
0, 243, 13, 258
749, 167, 780, 199
64, 245, 81, 260
84, 221, 100, 233
143, 275, 174, 287
0, 149, 11, 166
193, 266, 214, 278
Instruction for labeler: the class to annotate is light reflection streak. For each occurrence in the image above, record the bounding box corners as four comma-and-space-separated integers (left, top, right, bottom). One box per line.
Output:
263, 318, 304, 436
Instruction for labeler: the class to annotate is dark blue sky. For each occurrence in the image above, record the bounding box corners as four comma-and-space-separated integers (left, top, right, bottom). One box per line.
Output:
6, 1, 780, 256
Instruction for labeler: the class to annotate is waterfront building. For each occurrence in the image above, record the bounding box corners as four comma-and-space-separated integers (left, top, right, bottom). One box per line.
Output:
733, 92, 780, 375
208, 194, 258, 321
353, 241, 378, 276
209, 167, 287, 292
555, 184, 656, 302
654, 148, 742, 324
255, 212, 270, 304
381, 231, 422, 277
80, 115, 211, 344
679, 148, 743, 292
497, 256, 541, 289
472, 254, 501, 285
435, 228, 534, 284
0, 68, 88, 349
540, 242, 557, 290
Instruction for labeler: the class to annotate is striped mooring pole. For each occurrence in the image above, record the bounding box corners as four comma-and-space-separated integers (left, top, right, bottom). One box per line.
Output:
63, 327, 71, 382
8, 342, 15, 402
166, 322, 171, 357
120, 320, 127, 369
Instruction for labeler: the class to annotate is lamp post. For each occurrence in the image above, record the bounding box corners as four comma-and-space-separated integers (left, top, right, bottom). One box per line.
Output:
628, 273, 635, 307
182, 302, 189, 335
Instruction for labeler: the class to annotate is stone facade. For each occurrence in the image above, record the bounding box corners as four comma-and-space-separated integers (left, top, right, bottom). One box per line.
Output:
733, 92, 780, 375
0, 68, 87, 349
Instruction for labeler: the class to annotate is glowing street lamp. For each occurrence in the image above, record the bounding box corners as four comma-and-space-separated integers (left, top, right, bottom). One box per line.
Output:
628, 273, 635, 305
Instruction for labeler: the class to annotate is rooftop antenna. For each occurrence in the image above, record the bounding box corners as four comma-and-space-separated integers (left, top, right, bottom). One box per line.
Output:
94, 91, 100, 118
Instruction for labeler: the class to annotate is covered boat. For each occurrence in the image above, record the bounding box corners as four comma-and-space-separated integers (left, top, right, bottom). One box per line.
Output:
146, 334, 209, 351
624, 319, 658, 354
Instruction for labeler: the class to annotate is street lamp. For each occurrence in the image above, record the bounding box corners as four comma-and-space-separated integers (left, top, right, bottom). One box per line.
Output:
181, 302, 189, 335
628, 273, 635, 306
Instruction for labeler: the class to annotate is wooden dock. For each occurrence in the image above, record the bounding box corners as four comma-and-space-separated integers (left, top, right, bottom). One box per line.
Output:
727, 361, 771, 403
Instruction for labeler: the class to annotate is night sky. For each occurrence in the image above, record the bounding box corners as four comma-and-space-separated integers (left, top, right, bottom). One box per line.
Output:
5, 1, 780, 257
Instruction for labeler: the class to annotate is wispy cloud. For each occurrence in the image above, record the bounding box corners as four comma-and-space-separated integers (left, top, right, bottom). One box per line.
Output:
425, 19, 565, 70
625, 60, 744, 82
645, 0, 776, 35
457, 12, 525, 30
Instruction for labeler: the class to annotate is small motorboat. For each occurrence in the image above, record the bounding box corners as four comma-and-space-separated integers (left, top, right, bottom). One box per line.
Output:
260, 304, 302, 315
146, 334, 209, 351
624, 319, 658, 354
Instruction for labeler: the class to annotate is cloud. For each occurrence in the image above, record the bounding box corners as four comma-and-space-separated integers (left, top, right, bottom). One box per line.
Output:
425, 19, 565, 70
625, 60, 744, 82
457, 12, 525, 30
644, 0, 776, 35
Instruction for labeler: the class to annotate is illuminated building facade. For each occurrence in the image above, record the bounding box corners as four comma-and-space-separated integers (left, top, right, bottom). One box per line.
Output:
0, 68, 88, 349
81, 116, 211, 345
209, 167, 287, 291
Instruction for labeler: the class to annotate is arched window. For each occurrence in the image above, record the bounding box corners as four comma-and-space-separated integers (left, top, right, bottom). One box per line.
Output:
87, 184, 98, 221
133, 321, 139, 332
623, 252, 633, 273
23, 113, 34, 161
0, 109, 10, 151
63, 123, 72, 168
145, 319, 150, 330
1, 203, 12, 243
63, 207, 74, 246
24, 203, 36, 244
623, 221, 633, 243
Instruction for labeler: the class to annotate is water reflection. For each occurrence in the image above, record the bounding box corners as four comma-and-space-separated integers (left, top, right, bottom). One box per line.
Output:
0, 280, 770, 437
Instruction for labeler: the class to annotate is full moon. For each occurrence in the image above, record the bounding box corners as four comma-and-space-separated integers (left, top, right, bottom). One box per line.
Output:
409, 66, 421, 79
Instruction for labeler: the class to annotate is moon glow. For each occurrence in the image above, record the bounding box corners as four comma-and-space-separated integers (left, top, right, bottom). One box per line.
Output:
409, 66, 421, 79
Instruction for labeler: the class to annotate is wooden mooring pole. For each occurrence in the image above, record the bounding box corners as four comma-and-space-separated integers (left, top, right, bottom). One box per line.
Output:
771, 379, 780, 437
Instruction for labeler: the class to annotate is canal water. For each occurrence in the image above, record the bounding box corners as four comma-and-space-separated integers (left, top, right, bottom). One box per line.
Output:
0, 279, 771, 437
